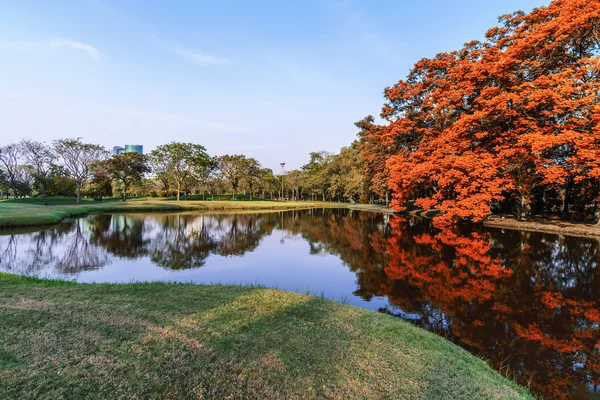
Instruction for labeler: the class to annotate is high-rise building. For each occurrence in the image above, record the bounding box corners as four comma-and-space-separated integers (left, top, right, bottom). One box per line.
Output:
124, 144, 143, 154
112, 146, 125, 156
112, 144, 143, 155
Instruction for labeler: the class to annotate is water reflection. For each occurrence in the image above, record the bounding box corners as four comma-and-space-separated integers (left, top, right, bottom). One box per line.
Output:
0, 209, 599, 399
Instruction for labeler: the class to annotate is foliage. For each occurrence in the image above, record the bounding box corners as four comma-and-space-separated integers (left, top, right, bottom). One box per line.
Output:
150, 142, 213, 201
218, 154, 248, 197
100, 153, 151, 201
356, 116, 390, 203
0, 143, 22, 199
20, 139, 57, 204
53, 138, 107, 204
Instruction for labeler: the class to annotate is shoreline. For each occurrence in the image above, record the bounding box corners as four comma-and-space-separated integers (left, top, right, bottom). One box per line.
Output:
0, 199, 393, 229
3, 198, 598, 238
484, 215, 600, 238
408, 209, 600, 237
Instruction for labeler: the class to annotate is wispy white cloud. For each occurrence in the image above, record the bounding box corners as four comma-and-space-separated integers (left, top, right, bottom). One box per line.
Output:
49, 39, 101, 60
175, 47, 229, 66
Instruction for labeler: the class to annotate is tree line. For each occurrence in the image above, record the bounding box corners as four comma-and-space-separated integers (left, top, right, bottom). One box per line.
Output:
0, 138, 367, 204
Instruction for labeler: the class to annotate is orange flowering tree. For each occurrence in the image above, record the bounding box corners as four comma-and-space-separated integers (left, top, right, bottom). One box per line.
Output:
375, 0, 600, 224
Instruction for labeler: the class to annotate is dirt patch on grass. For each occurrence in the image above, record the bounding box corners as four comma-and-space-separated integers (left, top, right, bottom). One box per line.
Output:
3, 298, 55, 310
258, 353, 286, 372
143, 326, 206, 352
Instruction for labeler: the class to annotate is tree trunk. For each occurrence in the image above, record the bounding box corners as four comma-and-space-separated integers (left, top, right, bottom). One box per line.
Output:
177, 180, 181, 201
76, 183, 82, 204
517, 194, 531, 221
561, 176, 574, 220
42, 183, 48, 206
122, 184, 127, 201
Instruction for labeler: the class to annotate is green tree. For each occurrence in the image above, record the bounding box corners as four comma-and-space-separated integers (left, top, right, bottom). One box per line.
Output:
53, 138, 107, 204
218, 154, 248, 198
286, 170, 302, 201
21, 139, 57, 205
47, 165, 77, 198
196, 156, 218, 200
0, 143, 22, 200
102, 153, 151, 201
89, 161, 113, 199
14, 165, 34, 198
150, 142, 212, 201
258, 168, 279, 199
149, 151, 171, 196
302, 151, 333, 201
0, 169, 9, 199
242, 157, 261, 200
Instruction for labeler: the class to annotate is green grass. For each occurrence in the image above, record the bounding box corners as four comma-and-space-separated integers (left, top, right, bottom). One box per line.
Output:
0, 273, 532, 399
0, 196, 392, 228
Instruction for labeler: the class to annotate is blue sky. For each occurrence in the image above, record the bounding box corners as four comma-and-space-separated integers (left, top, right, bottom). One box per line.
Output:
0, 0, 548, 171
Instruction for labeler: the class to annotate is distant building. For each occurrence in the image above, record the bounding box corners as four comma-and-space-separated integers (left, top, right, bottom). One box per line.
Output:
124, 145, 143, 154
112, 144, 143, 156
112, 146, 125, 156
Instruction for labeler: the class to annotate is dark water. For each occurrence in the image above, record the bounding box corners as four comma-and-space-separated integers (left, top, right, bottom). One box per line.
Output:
1, 209, 599, 399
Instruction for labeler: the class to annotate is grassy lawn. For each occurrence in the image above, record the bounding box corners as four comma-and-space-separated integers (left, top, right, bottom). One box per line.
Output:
0, 273, 532, 399
0, 197, 391, 228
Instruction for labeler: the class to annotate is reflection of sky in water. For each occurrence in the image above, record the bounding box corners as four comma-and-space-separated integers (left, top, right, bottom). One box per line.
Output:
0, 212, 391, 311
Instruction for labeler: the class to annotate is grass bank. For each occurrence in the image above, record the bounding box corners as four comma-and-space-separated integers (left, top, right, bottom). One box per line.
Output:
0, 273, 532, 399
0, 197, 392, 229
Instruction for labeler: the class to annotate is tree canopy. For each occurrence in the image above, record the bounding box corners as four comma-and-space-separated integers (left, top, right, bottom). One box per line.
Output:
101, 152, 151, 201
150, 142, 213, 201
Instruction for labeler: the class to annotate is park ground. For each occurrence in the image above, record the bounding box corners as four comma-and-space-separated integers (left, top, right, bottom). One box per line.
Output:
0, 196, 392, 228
0, 273, 533, 399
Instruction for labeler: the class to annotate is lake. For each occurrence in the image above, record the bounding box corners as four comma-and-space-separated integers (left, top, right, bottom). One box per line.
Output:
1, 208, 598, 399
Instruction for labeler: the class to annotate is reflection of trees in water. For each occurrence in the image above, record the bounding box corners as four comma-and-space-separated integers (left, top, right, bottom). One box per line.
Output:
212, 214, 273, 257
148, 214, 218, 270
89, 215, 151, 259
86, 213, 275, 270
54, 219, 110, 274
283, 210, 600, 399
0, 213, 277, 275
0, 220, 109, 275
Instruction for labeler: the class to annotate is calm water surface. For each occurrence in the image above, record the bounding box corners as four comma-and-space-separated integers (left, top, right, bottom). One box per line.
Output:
1, 209, 599, 399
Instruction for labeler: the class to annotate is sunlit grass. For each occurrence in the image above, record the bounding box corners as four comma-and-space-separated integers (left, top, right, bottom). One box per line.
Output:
0, 273, 533, 399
